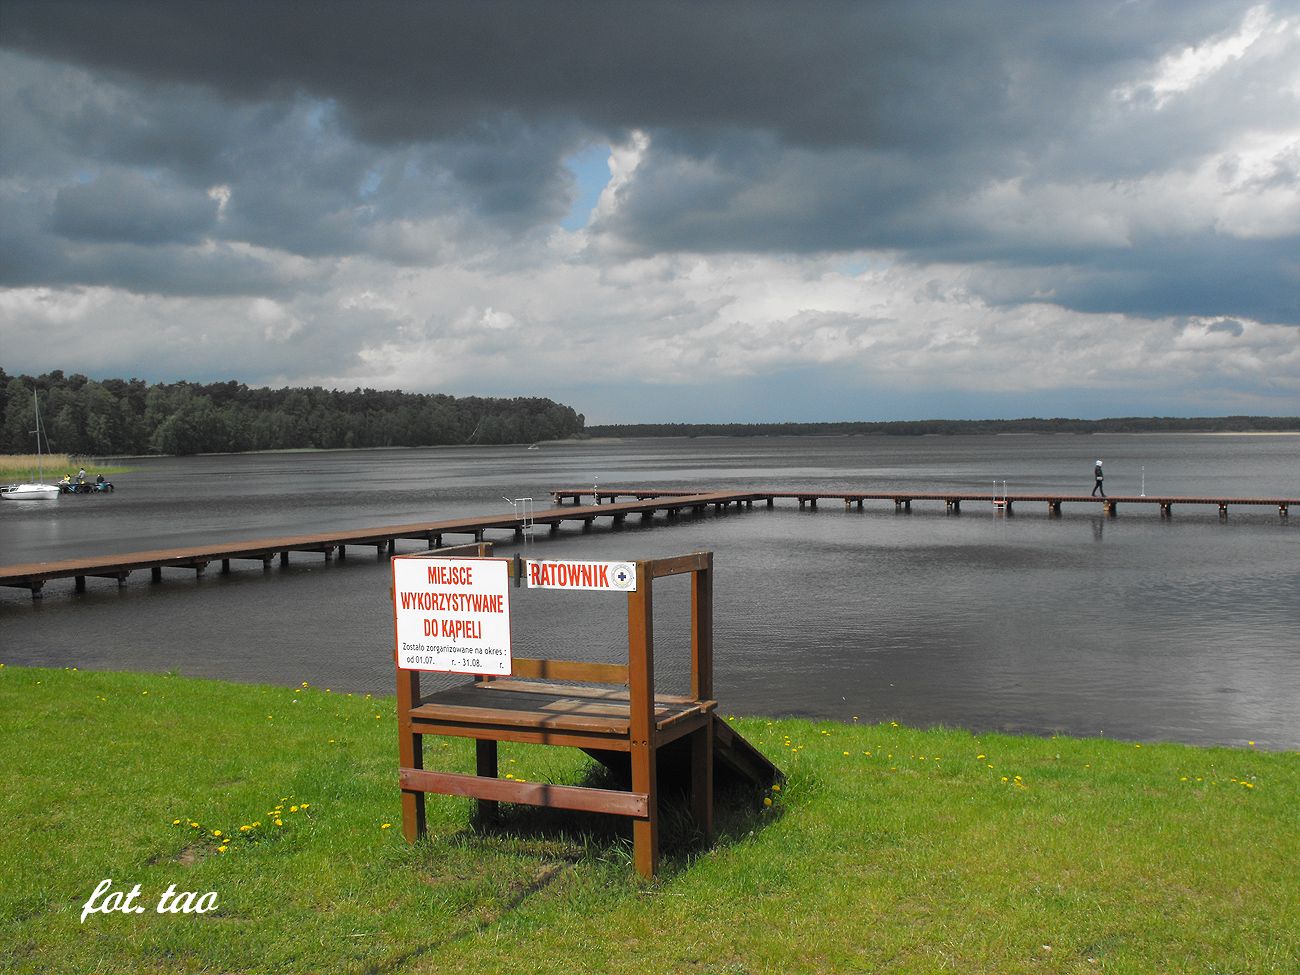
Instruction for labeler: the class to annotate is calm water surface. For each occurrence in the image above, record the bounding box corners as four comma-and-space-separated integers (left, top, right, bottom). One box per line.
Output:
2, 434, 1297, 748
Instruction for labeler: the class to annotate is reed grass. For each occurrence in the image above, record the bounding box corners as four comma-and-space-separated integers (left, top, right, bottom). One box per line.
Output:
0, 454, 131, 480
0, 664, 1294, 975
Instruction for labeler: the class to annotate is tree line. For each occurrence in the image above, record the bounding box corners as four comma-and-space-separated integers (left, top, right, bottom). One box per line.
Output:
0, 369, 585, 456
586, 416, 1300, 438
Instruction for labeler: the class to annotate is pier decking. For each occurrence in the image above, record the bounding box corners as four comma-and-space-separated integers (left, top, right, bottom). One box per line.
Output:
553, 487, 1294, 518
2, 486, 1292, 600
0, 491, 752, 599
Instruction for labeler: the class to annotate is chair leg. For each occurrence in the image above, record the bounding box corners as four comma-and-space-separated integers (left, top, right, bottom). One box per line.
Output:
691, 721, 714, 845
631, 740, 659, 878
475, 739, 499, 821
400, 732, 426, 841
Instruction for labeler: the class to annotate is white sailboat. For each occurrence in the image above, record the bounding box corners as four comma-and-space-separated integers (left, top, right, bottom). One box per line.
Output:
1, 392, 60, 501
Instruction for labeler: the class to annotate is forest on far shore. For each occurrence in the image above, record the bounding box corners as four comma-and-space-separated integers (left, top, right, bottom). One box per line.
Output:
0, 370, 585, 456
586, 416, 1300, 438
4, 366, 1294, 457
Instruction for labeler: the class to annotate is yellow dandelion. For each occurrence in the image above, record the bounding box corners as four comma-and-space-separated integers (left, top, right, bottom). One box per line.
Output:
301, 681, 309, 687
172, 819, 181, 825
762, 797, 772, 807
977, 754, 986, 760
772, 784, 781, 791
289, 805, 298, 813
240, 825, 251, 832
274, 818, 283, 826
212, 830, 222, 837
300, 803, 309, 809
217, 845, 228, 853
381, 823, 392, 829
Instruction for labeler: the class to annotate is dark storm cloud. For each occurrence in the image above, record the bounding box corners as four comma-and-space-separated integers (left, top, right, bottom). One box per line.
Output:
50, 170, 218, 245
2, 0, 1298, 326
1, 0, 1243, 148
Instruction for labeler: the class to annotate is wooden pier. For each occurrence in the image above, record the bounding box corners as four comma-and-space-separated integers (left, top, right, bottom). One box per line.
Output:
553, 487, 1295, 518
0, 491, 756, 599
3, 485, 1292, 600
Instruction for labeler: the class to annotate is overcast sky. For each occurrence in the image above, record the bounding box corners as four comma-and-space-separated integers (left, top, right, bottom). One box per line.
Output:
1, 1, 1297, 422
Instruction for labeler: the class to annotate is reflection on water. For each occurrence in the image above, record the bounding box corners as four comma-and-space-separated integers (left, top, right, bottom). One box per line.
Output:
1, 434, 1297, 747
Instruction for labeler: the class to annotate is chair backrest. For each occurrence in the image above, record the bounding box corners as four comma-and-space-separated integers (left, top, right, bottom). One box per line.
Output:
399, 545, 715, 710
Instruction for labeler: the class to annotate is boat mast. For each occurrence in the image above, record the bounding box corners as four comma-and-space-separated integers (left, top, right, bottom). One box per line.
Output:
33, 391, 44, 484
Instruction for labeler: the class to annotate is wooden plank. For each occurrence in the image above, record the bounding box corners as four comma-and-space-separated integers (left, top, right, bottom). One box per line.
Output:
475, 739, 498, 820
627, 562, 659, 877
649, 551, 713, 578
692, 718, 714, 843
408, 722, 632, 751
656, 699, 717, 729
654, 711, 714, 747
399, 768, 649, 818
509, 657, 629, 684
691, 554, 714, 701
396, 667, 425, 841
477, 679, 703, 706
409, 700, 633, 735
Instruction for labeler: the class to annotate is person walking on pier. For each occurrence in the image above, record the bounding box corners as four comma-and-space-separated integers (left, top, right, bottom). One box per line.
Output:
1092, 460, 1105, 497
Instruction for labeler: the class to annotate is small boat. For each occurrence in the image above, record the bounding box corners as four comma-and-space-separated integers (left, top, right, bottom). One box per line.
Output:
1, 482, 59, 501
59, 477, 114, 494
1, 392, 60, 502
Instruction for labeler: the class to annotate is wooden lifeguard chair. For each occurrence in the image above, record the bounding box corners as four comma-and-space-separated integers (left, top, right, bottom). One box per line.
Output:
394, 546, 781, 878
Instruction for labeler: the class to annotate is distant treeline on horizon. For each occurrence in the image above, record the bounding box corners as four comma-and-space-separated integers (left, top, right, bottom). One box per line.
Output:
586, 417, 1300, 438
0, 369, 584, 456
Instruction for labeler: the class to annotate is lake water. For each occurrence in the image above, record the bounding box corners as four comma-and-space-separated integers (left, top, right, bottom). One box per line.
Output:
2, 434, 1297, 748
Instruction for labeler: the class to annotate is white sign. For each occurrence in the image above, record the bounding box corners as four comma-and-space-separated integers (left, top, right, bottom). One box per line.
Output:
392, 557, 512, 674
526, 559, 637, 592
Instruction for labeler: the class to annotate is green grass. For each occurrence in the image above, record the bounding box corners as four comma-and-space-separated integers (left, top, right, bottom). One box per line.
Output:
0, 664, 1295, 974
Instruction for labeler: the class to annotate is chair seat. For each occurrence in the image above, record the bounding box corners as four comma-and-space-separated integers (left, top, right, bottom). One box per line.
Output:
409, 679, 717, 742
